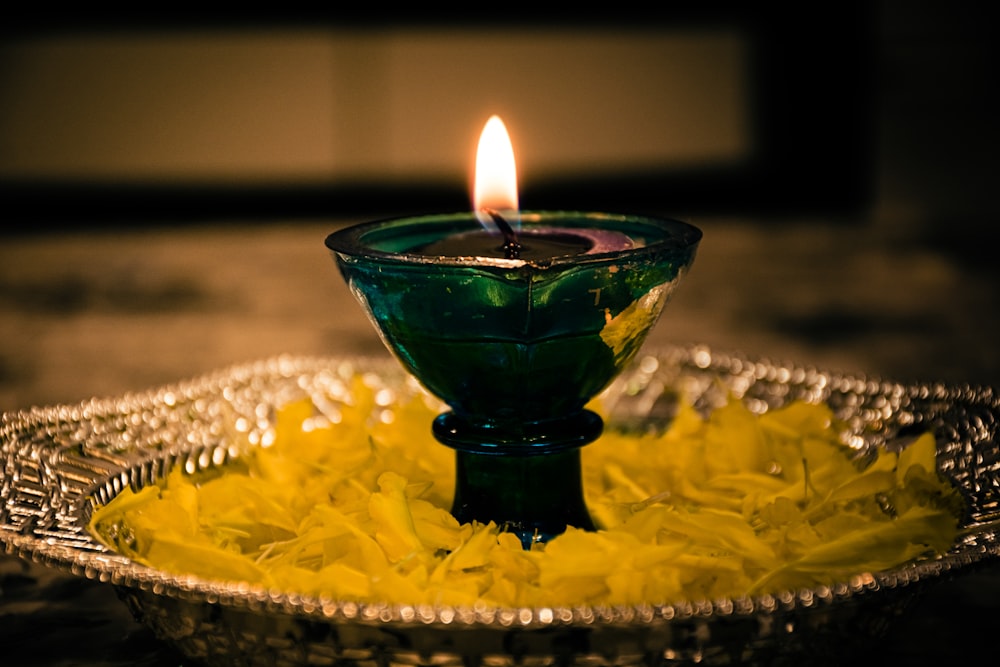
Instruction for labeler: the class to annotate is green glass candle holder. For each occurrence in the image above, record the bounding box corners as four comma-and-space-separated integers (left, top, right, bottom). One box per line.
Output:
325, 211, 701, 546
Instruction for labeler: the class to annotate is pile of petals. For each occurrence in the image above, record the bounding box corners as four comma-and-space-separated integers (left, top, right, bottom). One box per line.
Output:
89, 378, 962, 608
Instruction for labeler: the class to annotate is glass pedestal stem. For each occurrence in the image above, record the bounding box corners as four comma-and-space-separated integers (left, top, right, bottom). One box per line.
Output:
452, 448, 596, 549
434, 410, 602, 549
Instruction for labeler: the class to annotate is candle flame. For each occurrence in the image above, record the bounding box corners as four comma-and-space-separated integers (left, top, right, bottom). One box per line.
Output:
474, 115, 519, 227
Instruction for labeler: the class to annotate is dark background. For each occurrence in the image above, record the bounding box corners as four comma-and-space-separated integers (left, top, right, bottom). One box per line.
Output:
0, 3, 922, 222
0, 4, 994, 235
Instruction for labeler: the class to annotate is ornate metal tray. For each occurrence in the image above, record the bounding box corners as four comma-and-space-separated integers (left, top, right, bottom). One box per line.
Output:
2, 344, 999, 666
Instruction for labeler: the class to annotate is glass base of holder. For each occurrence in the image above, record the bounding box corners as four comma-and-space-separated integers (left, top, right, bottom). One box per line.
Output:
432, 410, 602, 548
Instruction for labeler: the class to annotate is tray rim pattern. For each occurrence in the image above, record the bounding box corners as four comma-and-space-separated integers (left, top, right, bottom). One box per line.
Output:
3, 344, 1000, 636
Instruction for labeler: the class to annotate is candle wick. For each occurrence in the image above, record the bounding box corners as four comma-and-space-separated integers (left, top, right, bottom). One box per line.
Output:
483, 208, 521, 259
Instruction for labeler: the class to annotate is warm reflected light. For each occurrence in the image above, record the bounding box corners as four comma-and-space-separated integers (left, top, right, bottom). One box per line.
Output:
474, 115, 519, 226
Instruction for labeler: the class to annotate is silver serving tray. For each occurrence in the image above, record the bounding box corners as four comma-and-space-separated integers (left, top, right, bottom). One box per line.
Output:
2, 344, 999, 667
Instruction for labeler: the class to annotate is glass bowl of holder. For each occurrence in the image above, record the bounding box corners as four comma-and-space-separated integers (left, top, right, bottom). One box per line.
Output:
2, 344, 999, 667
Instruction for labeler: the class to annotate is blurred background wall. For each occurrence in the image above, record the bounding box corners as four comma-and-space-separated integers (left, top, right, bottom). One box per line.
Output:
0, 4, 893, 223
0, 23, 751, 190
2, 3, 994, 230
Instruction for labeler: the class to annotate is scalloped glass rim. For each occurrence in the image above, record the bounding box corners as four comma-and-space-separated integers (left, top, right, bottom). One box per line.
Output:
2, 345, 999, 662
323, 210, 703, 269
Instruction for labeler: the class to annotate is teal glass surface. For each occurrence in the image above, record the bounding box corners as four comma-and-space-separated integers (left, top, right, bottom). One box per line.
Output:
325, 211, 701, 545
326, 211, 700, 435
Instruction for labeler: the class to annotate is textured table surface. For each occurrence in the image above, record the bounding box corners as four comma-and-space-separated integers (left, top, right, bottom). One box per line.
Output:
2, 217, 999, 665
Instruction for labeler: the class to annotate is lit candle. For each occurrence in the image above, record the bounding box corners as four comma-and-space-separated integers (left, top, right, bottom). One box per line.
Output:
324, 118, 702, 545
412, 115, 633, 260
325, 119, 702, 430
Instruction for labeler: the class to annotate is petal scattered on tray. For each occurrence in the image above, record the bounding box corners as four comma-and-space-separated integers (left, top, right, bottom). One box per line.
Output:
89, 377, 962, 608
